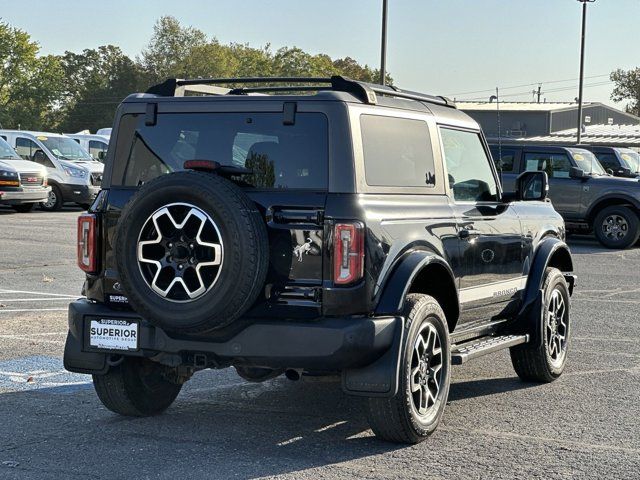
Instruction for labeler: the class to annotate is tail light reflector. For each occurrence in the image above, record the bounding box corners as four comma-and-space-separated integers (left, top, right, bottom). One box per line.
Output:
333, 222, 364, 285
77, 214, 97, 273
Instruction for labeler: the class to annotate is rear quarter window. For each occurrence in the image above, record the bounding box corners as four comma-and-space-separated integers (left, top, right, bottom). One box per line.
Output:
360, 115, 436, 188
112, 112, 328, 190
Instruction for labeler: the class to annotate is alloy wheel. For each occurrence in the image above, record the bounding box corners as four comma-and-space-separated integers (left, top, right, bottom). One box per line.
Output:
546, 288, 568, 368
601, 214, 629, 241
137, 202, 223, 302
42, 190, 57, 209
410, 322, 443, 417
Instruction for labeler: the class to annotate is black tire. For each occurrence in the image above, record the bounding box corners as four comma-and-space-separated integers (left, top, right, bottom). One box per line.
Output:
365, 294, 451, 444
593, 205, 640, 249
115, 171, 269, 334
92, 358, 182, 416
510, 268, 570, 383
40, 185, 63, 211
13, 203, 35, 213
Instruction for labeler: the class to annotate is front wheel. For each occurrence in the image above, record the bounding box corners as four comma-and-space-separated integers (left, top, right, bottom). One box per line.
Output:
365, 294, 451, 444
593, 206, 640, 249
93, 358, 183, 416
510, 268, 570, 383
40, 185, 63, 211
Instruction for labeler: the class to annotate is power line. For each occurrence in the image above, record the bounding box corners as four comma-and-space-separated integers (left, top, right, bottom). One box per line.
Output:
446, 73, 610, 97
457, 79, 614, 102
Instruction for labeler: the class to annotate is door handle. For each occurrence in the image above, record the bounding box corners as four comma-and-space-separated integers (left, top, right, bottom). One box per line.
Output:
458, 228, 481, 240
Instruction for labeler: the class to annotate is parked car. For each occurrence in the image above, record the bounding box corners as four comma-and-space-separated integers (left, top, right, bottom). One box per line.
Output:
579, 146, 640, 178
65, 76, 575, 444
0, 135, 50, 212
0, 130, 104, 211
65, 132, 110, 162
490, 143, 640, 248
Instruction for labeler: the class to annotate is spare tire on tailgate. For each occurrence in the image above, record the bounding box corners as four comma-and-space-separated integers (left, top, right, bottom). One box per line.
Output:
115, 170, 268, 334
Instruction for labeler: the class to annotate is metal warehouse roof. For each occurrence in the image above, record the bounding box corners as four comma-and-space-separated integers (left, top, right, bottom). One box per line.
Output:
455, 101, 594, 112
494, 123, 640, 146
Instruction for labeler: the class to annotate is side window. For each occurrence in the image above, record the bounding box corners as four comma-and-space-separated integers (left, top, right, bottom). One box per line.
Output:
441, 128, 498, 202
490, 147, 516, 173
595, 153, 618, 171
89, 140, 108, 160
0, 135, 6, 141
523, 152, 571, 179
360, 115, 436, 188
15, 138, 38, 161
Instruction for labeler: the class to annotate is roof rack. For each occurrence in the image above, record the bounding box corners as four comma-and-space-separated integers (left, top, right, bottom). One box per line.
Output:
145, 76, 455, 108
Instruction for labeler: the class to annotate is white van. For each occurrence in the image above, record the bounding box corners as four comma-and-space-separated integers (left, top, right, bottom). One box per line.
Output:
0, 130, 104, 211
0, 136, 50, 212
65, 132, 110, 162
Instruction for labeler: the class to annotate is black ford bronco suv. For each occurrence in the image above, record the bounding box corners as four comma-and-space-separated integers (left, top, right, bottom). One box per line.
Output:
65, 77, 575, 444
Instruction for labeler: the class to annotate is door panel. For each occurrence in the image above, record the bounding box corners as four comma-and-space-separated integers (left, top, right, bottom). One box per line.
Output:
453, 203, 524, 323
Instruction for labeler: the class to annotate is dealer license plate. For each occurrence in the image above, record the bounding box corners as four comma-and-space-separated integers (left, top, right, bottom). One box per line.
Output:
89, 319, 139, 351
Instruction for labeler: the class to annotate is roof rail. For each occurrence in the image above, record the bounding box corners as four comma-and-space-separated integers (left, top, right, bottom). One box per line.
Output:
145, 76, 455, 108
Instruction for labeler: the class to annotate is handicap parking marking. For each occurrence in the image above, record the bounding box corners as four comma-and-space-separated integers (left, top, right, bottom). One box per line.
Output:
0, 356, 91, 394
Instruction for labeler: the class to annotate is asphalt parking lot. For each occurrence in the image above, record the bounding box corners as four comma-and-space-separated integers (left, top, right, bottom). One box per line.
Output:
0, 207, 638, 479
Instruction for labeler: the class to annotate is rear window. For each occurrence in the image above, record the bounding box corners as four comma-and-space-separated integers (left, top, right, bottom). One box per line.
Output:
113, 112, 328, 189
360, 115, 436, 188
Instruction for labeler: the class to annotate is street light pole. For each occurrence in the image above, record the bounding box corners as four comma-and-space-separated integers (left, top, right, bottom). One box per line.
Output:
576, 0, 595, 144
380, 0, 388, 85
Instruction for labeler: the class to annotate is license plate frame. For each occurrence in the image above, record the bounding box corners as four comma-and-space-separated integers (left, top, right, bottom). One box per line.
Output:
87, 318, 139, 352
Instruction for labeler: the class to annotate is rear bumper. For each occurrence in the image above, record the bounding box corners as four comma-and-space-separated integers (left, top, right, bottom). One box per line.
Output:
64, 299, 401, 375
59, 184, 100, 204
0, 186, 50, 204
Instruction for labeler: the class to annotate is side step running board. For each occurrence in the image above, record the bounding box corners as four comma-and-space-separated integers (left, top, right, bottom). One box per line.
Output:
451, 334, 529, 365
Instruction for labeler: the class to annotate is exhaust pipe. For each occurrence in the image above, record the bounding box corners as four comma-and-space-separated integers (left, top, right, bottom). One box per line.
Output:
285, 369, 301, 381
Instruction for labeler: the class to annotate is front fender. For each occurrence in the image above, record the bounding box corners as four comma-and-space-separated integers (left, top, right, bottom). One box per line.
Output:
374, 250, 457, 315
515, 237, 575, 346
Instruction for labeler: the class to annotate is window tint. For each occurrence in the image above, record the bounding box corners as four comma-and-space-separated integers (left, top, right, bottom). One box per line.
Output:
116, 112, 328, 189
15, 138, 39, 161
489, 147, 516, 172
360, 115, 436, 187
524, 152, 572, 178
595, 153, 619, 171
441, 128, 498, 202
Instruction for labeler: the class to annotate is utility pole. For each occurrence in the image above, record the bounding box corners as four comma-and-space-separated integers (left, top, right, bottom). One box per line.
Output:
536, 84, 542, 103
576, 0, 595, 144
380, 0, 388, 85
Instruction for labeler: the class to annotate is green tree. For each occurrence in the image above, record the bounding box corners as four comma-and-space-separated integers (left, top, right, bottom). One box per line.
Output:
610, 68, 640, 116
139, 16, 208, 83
57, 45, 143, 132
0, 21, 63, 130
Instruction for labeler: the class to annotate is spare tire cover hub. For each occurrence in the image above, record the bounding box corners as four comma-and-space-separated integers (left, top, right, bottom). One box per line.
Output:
136, 202, 223, 302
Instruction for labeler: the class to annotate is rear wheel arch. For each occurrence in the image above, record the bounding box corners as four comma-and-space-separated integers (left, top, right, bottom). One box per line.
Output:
375, 252, 459, 332
407, 263, 459, 333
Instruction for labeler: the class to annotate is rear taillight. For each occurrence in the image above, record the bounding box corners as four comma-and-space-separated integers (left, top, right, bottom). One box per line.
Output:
77, 214, 97, 273
333, 222, 364, 285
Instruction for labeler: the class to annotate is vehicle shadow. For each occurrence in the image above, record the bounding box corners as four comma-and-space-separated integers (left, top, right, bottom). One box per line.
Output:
448, 376, 538, 402
0, 370, 540, 480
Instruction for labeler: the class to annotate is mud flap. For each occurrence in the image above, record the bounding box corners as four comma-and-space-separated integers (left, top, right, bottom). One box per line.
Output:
341, 317, 405, 398
63, 332, 108, 375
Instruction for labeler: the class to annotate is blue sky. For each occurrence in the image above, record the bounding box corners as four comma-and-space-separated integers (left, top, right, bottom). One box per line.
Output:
2, 0, 638, 107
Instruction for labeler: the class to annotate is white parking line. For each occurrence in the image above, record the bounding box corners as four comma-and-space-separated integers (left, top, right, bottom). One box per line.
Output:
0, 298, 73, 302
0, 289, 79, 298
0, 308, 68, 313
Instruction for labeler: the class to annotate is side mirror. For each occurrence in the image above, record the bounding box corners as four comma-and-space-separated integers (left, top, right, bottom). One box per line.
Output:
569, 166, 586, 179
98, 151, 106, 161
516, 171, 548, 201
606, 168, 614, 176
